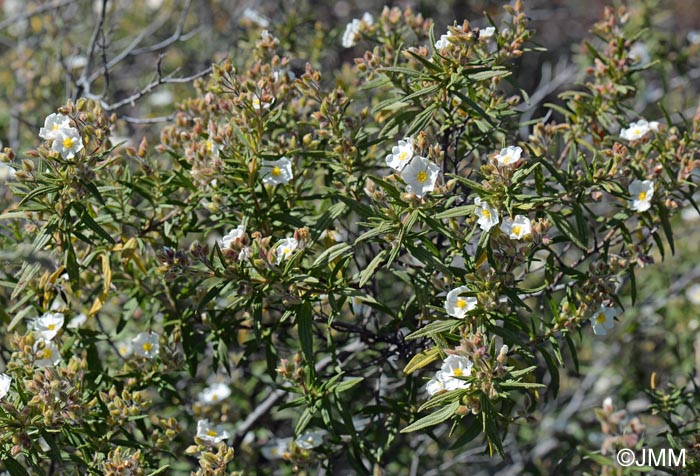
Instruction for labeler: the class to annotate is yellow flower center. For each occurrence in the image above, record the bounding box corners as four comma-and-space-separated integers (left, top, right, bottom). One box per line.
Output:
638, 191, 647, 201
503, 154, 511, 164
62, 137, 75, 149
512, 225, 522, 236
43, 348, 52, 358
142, 342, 153, 352
206, 140, 213, 152
271, 166, 282, 177
632, 127, 642, 137
48, 324, 56, 330
481, 209, 491, 218
52, 123, 60, 131
456, 298, 467, 309
399, 151, 408, 161
453, 368, 463, 377
596, 313, 607, 324
210, 393, 218, 401
206, 429, 218, 437
416, 170, 428, 183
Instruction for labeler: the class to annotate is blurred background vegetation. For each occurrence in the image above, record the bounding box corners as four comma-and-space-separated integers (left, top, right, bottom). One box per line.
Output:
2, 0, 700, 474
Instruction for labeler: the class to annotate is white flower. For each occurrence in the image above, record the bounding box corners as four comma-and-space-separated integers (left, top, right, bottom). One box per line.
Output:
148, 89, 173, 107
0, 373, 11, 400
32, 312, 65, 340
275, 237, 298, 265
689, 31, 700, 45
132, 332, 160, 359
445, 286, 477, 319
0, 163, 16, 182
620, 119, 656, 141
494, 146, 522, 167
474, 197, 499, 231
628, 180, 654, 212
273, 68, 295, 82
39, 113, 71, 140
400, 156, 440, 198
500, 215, 531, 239
198, 382, 232, 405
220, 225, 246, 250
434, 30, 453, 50
687, 283, 700, 305
238, 247, 251, 261
34, 339, 61, 367
67, 313, 87, 329
196, 419, 230, 445
241, 8, 270, 28
341, 13, 373, 48
592, 305, 616, 335
385, 137, 414, 171
117, 341, 133, 358
261, 157, 293, 185
252, 96, 271, 110
440, 354, 473, 391
51, 127, 83, 159
295, 430, 325, 450
261, 437, 291, 460
426, 372, 446, 396
205, 135, 221, 158
479, 26, 496, 41
629, 42, 650, 65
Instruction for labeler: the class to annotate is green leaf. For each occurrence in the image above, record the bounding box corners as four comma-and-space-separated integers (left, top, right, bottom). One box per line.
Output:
358, 249, 389, 288
406, 319, 461, 340
147, 466, 171, 476
658, 206, 675, 256
434, 205, 475, 219
547, 211, 588, 250
450, 415, 483, 449
73, 203, 116, 244
406, 103, 437, 136
401, 400, 460, 433
333, 377, 364, 394
3, 456, 30, 476
468, 69, 511, 81
311, 243, 352, 269
297, 301, 314, 367
403, 347, 441, 375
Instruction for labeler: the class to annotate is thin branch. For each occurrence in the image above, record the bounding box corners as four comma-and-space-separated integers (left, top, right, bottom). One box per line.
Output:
94, 62, 213, 112
0, 0, 76, 31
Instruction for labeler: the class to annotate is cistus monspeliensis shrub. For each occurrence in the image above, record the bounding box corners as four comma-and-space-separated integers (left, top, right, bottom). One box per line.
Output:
1, 1, 700, 475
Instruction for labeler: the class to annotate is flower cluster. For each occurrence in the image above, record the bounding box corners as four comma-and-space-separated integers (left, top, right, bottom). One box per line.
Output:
385, 137, 440, 198
39, 113, 84, 159
426, 354, 473, 396
342, 13, 374, 48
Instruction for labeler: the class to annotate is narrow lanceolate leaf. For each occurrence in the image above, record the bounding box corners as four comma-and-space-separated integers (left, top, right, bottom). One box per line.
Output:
333, 377, 364, 394
401, 400, 460, 433
297, 301, 314, 367
357, 249, 389, 288
403, 347, 441, 375
406, 319, 461, 341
